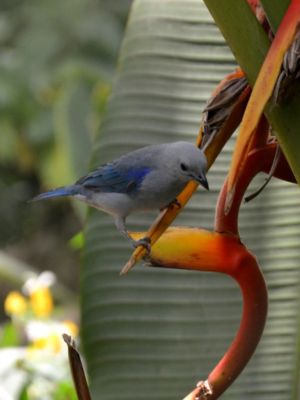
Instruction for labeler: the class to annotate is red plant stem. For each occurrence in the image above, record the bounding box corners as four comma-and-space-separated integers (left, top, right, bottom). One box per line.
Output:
150, 230, 267, 400
216, 142, 276, 236
208, 138, 293, 396
206, 252, 267, 399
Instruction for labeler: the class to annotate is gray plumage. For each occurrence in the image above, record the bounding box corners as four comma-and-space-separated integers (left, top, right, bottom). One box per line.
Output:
32, 141, 209, 249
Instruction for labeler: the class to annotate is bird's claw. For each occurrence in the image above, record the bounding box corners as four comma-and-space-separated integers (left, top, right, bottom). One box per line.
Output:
133, 236, 151, 253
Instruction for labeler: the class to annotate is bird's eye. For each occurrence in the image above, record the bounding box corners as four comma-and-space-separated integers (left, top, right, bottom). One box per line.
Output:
180, 163, 188, 171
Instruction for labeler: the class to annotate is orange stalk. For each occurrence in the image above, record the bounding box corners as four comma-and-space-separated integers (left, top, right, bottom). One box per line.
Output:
226, 0, 300, 212
63, 334, 91, 400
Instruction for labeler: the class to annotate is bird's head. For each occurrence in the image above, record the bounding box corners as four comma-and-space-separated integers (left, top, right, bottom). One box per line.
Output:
171, 142, 209, 190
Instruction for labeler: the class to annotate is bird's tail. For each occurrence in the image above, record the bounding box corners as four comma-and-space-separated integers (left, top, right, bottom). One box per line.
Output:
31, 185, 79, 202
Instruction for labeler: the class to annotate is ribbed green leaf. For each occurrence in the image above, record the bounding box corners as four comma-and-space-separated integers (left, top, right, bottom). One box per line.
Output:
82, 1, 300, 399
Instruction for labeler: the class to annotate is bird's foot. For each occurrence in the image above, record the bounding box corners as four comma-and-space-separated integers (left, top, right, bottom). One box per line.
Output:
132, 236, 151, 253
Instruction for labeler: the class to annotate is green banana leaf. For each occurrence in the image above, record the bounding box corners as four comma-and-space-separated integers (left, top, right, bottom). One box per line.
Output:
81, 1, 300, 399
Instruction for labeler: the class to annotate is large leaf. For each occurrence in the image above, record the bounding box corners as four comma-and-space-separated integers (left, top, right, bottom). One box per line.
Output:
81, 1, 300, 399
203, 0, 300, 185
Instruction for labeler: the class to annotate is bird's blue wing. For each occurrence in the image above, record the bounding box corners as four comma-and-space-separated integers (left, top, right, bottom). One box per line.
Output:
76, 163, 151, 194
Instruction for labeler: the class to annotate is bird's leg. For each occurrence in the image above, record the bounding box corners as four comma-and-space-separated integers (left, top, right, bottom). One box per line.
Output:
114, 216, 151, 253
132, 236, 151, 253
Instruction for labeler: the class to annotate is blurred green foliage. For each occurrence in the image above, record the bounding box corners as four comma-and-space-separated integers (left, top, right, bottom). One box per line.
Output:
0, 322, 19, 347
0, 0, 131, 289
0, 0, 130, 182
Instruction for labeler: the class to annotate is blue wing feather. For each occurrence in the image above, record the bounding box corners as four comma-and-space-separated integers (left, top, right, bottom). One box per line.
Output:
76, 163, 151, 194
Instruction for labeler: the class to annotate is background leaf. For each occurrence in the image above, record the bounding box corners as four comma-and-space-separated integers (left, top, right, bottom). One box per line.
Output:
81, 1, 300, 399
0, 0, 131, 293
0, 323, 20, 347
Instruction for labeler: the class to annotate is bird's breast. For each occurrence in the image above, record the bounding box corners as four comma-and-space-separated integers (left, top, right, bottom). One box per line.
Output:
134, 173, 187, 210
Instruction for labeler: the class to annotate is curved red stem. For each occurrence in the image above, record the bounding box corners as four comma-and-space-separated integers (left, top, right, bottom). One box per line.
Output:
204, 252, 267, 399
150, 231, 267, 400
204, 133, 295, 397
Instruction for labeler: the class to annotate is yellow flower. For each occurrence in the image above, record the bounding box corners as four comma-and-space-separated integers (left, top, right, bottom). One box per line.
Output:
4, 291, 27, 316
63, 320, 79, 337
30, 287, 53, 318
29, 333, 62, 354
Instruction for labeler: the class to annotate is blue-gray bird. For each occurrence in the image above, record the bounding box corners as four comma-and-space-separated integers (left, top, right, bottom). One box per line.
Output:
32, 141, 209, 249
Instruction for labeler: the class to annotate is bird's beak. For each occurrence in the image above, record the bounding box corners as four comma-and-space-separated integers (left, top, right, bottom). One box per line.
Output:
193, 173, 209, 190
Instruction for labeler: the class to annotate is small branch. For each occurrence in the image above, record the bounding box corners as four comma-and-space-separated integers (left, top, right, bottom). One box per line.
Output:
63, 334, 92, 400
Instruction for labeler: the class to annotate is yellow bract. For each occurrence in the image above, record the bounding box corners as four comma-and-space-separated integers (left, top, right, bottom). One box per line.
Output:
4, 291, 28, 316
